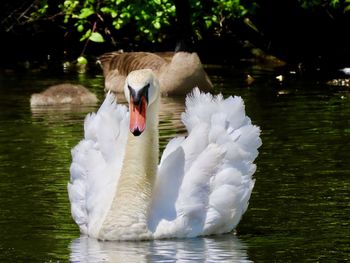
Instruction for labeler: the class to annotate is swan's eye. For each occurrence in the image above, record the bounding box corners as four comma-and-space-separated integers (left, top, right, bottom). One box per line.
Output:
128, 85, 136, 99
143, 83, 150, 102
128, 83, 150, 106
141, 83, 150, 103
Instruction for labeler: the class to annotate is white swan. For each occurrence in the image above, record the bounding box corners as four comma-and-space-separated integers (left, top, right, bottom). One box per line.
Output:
68, 69, 261, 241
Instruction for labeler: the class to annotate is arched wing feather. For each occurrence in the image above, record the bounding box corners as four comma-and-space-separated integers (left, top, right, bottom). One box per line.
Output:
151, 88, 261, 238
68, 92, 129, 236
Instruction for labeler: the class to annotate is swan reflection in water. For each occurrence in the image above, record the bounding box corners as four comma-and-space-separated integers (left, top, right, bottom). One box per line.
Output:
69, 233, 251, 262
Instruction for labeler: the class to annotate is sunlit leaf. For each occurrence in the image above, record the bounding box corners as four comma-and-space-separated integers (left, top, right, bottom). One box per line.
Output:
203, 16, 213, 28
89, 32, 104, 42
39, 4, 48, 14
64, 0, 72, 8
77, 56, 88, 65
100, 7, 111, 13
80, 29, 91, 41
78, 8, 94, 19
153, 21, 161, 29
77, 24, 84, 32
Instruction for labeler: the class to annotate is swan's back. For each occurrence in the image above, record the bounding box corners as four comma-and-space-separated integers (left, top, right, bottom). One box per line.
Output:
98, 52, 167, 94
97, 51, 212, 95
150, 88, 261, 238
98, 52, 166, 77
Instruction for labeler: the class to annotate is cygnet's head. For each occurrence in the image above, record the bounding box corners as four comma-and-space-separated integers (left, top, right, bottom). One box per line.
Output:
124, 69, 160, 136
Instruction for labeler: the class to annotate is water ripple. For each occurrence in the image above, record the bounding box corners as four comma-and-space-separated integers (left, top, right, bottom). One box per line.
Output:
69, 234, 251, 263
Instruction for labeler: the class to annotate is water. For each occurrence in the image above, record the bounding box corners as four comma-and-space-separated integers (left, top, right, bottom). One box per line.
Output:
0, 66, 349, 262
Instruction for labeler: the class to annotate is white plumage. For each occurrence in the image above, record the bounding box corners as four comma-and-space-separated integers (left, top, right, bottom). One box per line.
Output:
68, 69, 261, 240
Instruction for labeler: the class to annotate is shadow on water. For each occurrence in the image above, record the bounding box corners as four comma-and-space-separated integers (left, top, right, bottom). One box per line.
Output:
69, 234, 251, 262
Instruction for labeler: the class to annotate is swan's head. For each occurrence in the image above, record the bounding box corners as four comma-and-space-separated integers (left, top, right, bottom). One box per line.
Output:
124, 69, 160, 136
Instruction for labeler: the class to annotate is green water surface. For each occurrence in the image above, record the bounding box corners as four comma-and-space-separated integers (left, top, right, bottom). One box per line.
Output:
0, 67, 349, 262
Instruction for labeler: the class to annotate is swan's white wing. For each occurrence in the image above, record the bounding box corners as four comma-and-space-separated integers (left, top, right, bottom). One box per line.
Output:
68, 92, 129, 237
150, 88, 261, 238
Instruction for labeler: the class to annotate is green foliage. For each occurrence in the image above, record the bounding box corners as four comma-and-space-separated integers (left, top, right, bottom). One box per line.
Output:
297, 0, 350, 11
29, 0, 178, 44
24, 0, 350, 54
189, 0, 256, 38
28, 0, 253, 47
345, 0, 350, 12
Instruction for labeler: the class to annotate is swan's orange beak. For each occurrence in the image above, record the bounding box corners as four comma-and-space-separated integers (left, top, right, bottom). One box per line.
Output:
129, 95, 147, 136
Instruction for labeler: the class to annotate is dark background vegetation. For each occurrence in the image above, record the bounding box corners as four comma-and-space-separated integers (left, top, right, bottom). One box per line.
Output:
1, 0, 350, 72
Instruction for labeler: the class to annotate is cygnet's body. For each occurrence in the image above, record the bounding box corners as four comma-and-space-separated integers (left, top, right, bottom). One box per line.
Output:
30, 83, 98, 106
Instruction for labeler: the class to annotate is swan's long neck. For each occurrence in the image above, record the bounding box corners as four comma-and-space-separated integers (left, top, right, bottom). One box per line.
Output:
99, 97, 159, 240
